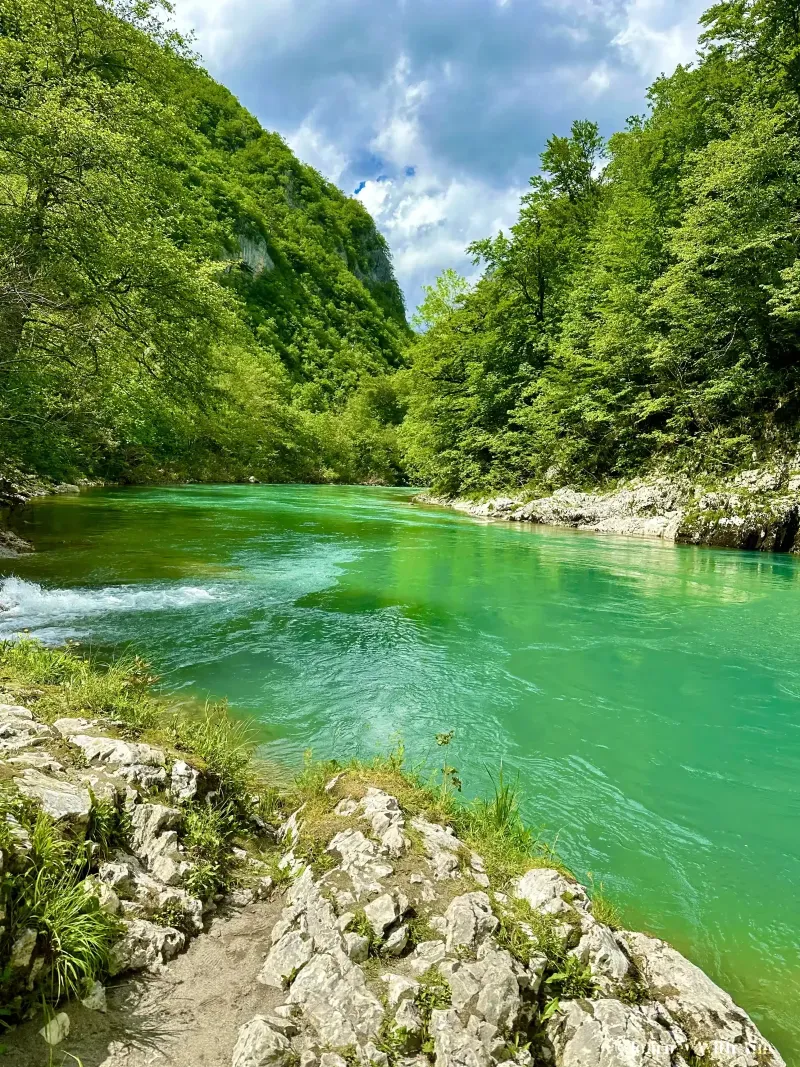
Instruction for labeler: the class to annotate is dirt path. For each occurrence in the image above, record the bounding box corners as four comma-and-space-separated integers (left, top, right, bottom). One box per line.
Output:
5, 899, 284, 1067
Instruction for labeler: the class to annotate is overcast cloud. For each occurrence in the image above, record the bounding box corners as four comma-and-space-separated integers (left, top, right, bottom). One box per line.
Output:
173, 0, 708, 315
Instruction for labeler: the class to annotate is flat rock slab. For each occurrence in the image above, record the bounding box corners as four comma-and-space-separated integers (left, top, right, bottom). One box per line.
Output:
15, 768, 91, 825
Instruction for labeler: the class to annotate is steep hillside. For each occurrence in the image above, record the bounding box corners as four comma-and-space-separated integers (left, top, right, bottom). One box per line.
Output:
0, 0, 409, 487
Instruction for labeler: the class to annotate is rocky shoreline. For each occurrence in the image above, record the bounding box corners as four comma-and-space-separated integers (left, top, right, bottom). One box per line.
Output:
0, 647, 786, 1066
416, 466, 800, 552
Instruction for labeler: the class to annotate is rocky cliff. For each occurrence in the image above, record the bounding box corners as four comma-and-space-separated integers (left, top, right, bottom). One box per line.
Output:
417, 466, 800, 552
0, 687, 785, 1066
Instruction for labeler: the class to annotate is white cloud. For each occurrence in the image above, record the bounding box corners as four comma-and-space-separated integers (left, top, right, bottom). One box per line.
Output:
612, 0, 707, 75
586, 61, 612, 96
168, 0, 708, 317
287, 119, 349, 185
357, 167, 523, 306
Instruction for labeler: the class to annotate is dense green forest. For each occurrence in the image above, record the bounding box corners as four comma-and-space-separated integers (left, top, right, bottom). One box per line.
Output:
402, 0, 800, 496
0, 0, 408, 489
4, 0, 800, 497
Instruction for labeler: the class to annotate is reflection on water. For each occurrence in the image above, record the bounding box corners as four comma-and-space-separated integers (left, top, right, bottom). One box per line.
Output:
2, 484, 800, 1059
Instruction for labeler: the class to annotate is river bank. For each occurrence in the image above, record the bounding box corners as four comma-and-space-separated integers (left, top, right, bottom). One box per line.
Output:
0, 641, 787, 1066
415, 464, 800, 552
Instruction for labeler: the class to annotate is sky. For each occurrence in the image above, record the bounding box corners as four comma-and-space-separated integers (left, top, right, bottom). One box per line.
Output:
172, 0, 709, 317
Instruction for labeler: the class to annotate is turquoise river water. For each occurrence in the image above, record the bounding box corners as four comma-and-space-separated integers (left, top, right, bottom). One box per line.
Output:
1, 485, 798, 1059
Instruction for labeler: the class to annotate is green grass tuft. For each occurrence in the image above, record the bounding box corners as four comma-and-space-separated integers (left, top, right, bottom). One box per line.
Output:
0, 802, 121, 1016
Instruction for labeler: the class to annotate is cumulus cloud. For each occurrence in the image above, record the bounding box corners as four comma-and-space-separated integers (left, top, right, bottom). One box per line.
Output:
171, 0, 707, 313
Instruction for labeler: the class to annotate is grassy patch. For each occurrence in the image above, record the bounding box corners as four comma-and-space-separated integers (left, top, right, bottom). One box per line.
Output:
414, 968, 452, 1060
0, 796, 121, 1020
586, 874, 623, 931
0, 639, 159, 734
169, 704, 254, 809
348, 909, 384, 956
179, 801, 238, 899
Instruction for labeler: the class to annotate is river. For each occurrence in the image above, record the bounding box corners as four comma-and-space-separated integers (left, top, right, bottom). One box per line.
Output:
1, 484, 799, 1059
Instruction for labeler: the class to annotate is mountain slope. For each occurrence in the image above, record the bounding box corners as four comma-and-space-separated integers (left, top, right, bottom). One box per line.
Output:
0, 0, 408, 486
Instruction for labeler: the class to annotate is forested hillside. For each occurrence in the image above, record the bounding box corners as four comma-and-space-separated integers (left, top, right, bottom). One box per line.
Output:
0, 0, 408, 488
402, 0, 800, 497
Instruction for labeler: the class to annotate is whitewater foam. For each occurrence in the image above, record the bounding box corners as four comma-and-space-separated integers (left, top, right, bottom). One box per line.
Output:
0, 576, 227, 639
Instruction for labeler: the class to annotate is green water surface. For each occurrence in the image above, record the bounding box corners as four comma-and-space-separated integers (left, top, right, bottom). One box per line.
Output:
2, 485, 799, 1059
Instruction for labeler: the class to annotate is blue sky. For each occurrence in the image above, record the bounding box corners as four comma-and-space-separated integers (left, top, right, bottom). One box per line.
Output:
174, 0, 708, 315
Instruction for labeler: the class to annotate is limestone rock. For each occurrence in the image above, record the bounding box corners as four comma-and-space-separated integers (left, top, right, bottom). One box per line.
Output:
526, 952, 547, 995
383, 924, 409, 956
429, 1008, 491, 1067
410, 817, 463, 880
98, 853, 202, 931
170, 760, 200, 801
394, 997, 424, 1038
444, 892, 498, 953
620, 931, 786, 1066
77, 768, 126, 804
327, 827, 393, 896
108, 918, 184, 975
474, 945, 526, 1030
571, 919, 630, 992
439, 943, 525, 1031
278, 806, 305, 843
438, 959, 481, 1013
382, 973, 419, 1009
545, 999, 685, 1067
513, 868, 588, 919
426, 469, 800, 553
360, 788, 404, 840
287, 950, 384, 1047
16, 769, 91, 826
84, 876, 122, 916
364, 892, 400, 938
233, 1017, 293, 1067
52, 717, 97, 738
0, 703, 52, 754
408, 939, 447, 976
381, 823, 408, 857
344, 931, 370, 962
10, 928, 37, 969
39, 1012, 70, 1046
320, 1055, 347, 1067
81, 980, 107, 1012
130, 803, 187, 882
7, 751, 63, 773
69, 734, 166, 789
258, 931, 314, 988
2, 813, 31, 868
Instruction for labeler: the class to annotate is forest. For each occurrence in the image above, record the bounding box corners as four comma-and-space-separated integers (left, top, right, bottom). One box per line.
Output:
0, 0, 409, 489
2, 0, 800, 497
402, 0, 800, 496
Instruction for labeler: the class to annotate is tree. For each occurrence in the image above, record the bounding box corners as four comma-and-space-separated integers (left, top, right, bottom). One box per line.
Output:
411, 269, 470, 331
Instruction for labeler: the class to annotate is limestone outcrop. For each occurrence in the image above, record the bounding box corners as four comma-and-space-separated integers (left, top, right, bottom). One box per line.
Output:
416, 465, 800, 552
0, 702, 786, 1067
